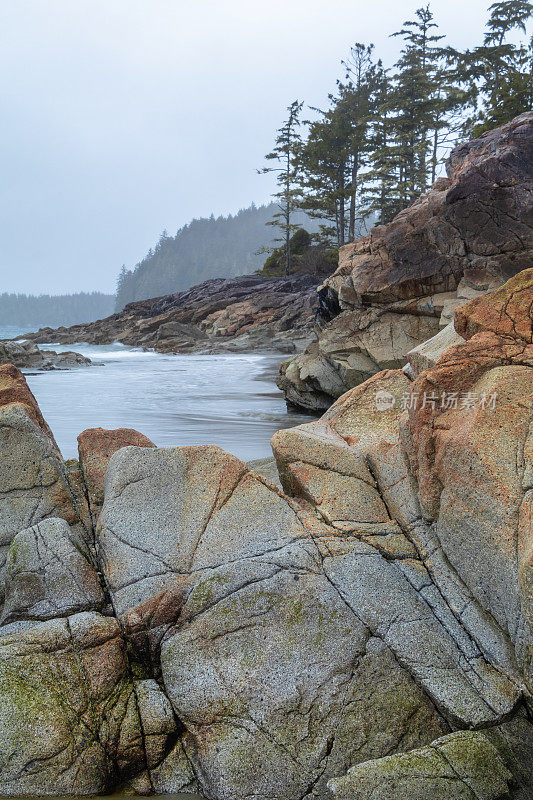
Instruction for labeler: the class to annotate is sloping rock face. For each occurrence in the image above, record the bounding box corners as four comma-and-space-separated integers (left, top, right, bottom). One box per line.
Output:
279, 113, 533, 411
0, 269, 531, 799
77, 427, 155, 523
0, 339, 92, 369
21, 274, 320, 355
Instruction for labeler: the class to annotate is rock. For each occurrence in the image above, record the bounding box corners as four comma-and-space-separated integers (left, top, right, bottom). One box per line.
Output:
246, 456, 283, 489
96, 443, 451, 799
77, 427, 155, 522
0, 269, 532, 797
21, 274, 320, 355
1, 518, 104, 624
406, 322, 466, 378
0, 611, 176, 795
279, 113, 533, 411
0, 363, 58, 444
400, 271, 533, 695
455, 266, 533, 343
0, 367, 90, 595
0, 339, 91, 370
327, 730, 514, 800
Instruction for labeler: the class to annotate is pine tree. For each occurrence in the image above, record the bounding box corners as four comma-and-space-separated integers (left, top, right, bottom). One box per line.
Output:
365, 4, 466, 222
363, 62, 401, 223
299, 45, 377, 246
340, 43, 376, 240
454, 1, 532, 135
260, 100, 304, 275
299, 106, 351, 246
116, 265, 128, 295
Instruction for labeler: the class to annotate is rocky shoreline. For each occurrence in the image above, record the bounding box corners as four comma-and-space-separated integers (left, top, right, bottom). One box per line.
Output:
0, 114, 531, 800
278, 113, 533, 411
20, 274, 320, 356
0, 265, 531, 799
0, 338, 92, 370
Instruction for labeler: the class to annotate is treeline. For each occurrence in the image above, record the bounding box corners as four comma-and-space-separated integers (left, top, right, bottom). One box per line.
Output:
262, 0, 532, 254
0, 292, 115, 328
115, 203, 322, 310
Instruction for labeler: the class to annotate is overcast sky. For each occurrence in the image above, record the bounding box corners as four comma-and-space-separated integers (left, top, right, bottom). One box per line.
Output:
0, 0, 525, 294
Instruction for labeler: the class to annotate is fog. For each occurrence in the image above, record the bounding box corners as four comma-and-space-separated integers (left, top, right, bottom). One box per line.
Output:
0, 0, 512, 293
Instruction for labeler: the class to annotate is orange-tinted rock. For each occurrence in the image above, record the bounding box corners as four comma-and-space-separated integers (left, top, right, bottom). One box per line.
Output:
403, 331, 533, 519
455, 267, 533, 343
0, 364, 58, 448
400, 295, 533, 686
77, 427, 155, 519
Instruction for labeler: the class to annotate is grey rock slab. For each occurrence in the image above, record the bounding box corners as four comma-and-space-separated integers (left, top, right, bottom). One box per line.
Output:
327, 730, 514, 800
1, 517, 104, 624
322, 540, 519, 726
0, 405, 90, 597
406, 322, 465, 377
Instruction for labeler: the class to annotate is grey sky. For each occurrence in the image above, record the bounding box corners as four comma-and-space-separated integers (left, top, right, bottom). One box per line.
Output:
0, 0, 523, 294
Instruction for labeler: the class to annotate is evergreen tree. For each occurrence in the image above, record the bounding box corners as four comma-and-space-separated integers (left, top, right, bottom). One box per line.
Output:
116, 265, 128, 296
300, 102, 352, 246
299, 46, 377, 246
454, 1, 532, 135
260, 100, 304, 275
365, 5, 467, 222
362, 62, 400, 222
340, 44, 376, 240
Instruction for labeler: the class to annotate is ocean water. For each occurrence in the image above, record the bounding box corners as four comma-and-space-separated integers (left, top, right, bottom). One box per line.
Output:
1, 327, 313, 462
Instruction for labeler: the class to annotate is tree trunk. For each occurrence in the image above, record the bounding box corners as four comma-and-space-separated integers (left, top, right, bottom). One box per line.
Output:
349, 152, 359, 242
338, 167, 346, 247
285, 208, 290, 276
431, 125, 438, 185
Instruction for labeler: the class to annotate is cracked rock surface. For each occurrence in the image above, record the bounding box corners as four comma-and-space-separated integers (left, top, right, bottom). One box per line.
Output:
0, 269, 531, 798
278, 113, 533, 412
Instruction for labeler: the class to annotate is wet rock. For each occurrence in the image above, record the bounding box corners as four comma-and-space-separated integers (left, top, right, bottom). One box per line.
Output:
0, 339, 91, 370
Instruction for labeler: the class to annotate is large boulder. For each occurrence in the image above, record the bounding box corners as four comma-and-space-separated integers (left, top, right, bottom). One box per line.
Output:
279, 113, 533, 411
0, 611, 180, 795
328, 730, 514, 800
97, 444, 451, 800
0, 366, 90, 599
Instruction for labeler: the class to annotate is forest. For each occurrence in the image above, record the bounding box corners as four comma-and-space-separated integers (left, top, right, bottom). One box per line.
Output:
0, 292, 115, 329
261, 0, 532, 265
114, 204, 328, 310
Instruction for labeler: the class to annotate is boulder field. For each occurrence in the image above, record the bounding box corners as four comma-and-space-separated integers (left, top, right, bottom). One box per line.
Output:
0, 268, 531, 799
278, 112, 533, 412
